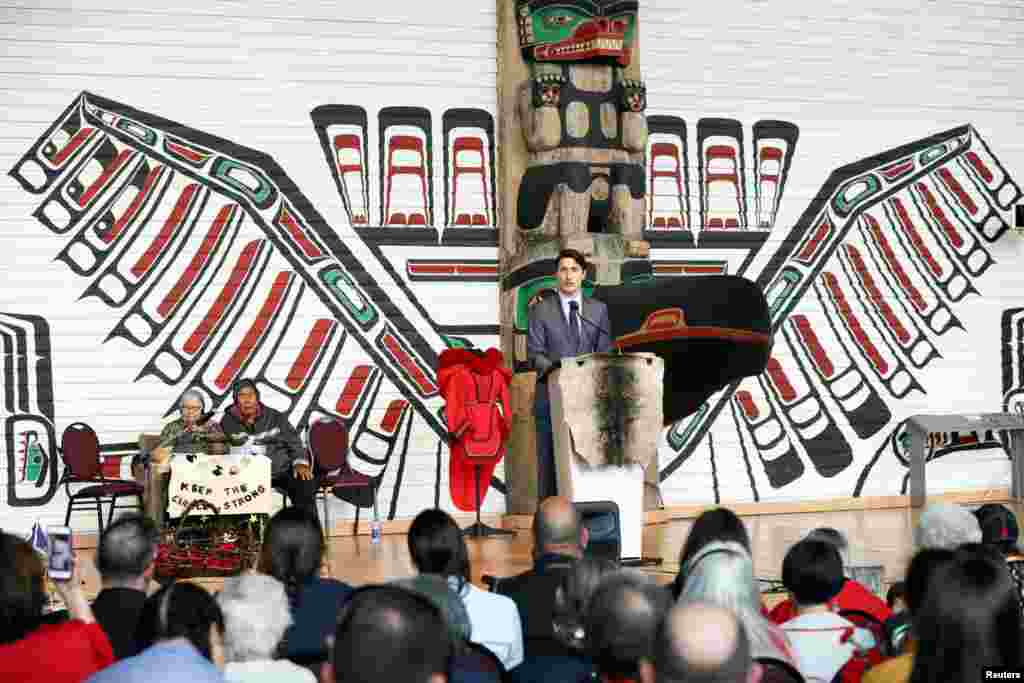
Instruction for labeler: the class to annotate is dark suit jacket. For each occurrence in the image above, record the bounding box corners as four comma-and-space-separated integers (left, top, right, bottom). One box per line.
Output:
527, 293, 612, 413
92, 587, 148, 660
495, 554, 578, 657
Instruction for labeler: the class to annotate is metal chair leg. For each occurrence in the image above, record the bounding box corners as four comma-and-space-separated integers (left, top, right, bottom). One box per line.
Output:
322, 491, 331, 538
95, 498, 104, 534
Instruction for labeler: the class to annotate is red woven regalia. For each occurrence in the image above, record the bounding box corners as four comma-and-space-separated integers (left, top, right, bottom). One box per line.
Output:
437, 348, 512, 511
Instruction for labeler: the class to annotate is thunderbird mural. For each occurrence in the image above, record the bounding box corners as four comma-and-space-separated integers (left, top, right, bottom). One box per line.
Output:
3, 85, 1022, 523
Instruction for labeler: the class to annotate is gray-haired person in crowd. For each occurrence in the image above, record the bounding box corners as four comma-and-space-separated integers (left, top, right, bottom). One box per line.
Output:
678, 540, 797, 668
217, 573, 315, 683
913, 503, 982, 550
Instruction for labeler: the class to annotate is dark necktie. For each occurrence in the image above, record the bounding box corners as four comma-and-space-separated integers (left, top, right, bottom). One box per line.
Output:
569, 300, 581, 351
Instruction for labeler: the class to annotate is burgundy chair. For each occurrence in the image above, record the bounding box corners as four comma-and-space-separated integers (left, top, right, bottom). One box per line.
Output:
59, 422, 144, 532
307, 417, 375, 536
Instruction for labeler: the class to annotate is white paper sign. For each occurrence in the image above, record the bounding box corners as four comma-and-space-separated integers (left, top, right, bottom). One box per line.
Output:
167, 453, 273, 518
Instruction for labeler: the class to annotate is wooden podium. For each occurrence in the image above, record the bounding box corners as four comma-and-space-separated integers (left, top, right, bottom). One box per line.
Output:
548, 351, 663, 559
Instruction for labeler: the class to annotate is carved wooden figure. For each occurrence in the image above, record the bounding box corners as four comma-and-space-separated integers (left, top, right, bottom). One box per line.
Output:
514, 0, 648, 266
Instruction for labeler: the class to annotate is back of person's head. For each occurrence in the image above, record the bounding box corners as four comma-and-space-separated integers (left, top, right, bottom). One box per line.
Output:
407, 508, 471, 588
974, 503, 1020, 555
648, 602, 752, 683
914, 503, 982, 550
909, 546, 1023, 683
392, 573, 472, 646
781, 539, 844, 607
903, 547, 955, 616
259, 507, 325, 603
679, 541, 780, 659
329, 584, 452, 683
672, 508, 750, 599
552, 556, 619, 651
136, 582, 225, 665
533, 496, 585, 555
805, 527, 850, 565
586, 570, 671, 680
216, 573, 292, 662
96, 513, 159, 585
0, 532, 46, 644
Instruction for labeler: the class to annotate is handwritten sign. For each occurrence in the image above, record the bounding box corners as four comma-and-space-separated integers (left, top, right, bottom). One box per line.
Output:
167, 453, 272, 518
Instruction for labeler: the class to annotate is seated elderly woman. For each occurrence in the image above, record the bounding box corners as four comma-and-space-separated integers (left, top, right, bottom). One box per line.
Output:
216, 573, 315, 682
0, 532, 114, 682
151, 389, 227, 463
678, 540, 798, 667
142, 390, 227, 521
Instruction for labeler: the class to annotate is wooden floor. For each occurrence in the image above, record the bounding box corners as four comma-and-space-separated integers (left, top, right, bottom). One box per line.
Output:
66, 499, 1024, 600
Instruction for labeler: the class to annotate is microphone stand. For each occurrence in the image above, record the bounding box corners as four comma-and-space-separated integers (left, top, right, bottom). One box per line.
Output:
575, 311, 622, 354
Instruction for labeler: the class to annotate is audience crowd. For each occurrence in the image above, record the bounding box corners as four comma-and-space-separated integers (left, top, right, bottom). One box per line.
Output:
2, 497, 1023, 683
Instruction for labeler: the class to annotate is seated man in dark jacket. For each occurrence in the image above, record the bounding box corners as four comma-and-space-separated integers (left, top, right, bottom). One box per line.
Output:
92, 514, 160, 660
221, 378, 319, 520
496, 496, 590, 657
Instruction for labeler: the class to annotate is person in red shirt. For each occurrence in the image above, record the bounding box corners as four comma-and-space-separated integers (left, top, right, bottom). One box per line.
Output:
0, 532, 114, 682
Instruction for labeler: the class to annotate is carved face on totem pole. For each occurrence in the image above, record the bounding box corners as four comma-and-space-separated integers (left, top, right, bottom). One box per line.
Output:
517, 0, 639, 66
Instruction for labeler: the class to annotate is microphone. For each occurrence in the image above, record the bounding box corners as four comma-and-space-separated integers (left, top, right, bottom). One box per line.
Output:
575, 309, 621, 354
196, 410, 216, 426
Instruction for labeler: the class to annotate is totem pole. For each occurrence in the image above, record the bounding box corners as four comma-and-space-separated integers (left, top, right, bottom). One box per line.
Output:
499, 0, 660, 512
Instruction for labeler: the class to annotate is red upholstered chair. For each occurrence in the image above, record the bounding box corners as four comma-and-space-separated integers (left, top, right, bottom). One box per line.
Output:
307, 417, 375, 536
59, 422, 144, 531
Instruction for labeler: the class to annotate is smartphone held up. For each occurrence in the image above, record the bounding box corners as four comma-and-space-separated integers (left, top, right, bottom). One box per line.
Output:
47, 525, 73, 582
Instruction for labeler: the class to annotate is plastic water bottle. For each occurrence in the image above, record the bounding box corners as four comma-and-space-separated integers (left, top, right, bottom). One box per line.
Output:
370, 492, 382, 545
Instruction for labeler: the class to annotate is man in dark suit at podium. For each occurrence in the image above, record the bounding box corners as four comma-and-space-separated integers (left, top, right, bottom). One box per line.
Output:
528, 248, 613, 500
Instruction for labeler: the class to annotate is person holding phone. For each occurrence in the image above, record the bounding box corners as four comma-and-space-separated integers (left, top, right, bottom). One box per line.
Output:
0, 530, 114, 681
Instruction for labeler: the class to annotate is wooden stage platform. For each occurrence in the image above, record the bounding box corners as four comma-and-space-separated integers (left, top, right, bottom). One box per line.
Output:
68, 490, 1022, 600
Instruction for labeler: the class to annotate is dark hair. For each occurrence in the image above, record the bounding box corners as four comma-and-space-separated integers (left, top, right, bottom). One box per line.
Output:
0, 533, 47, 644
672, 508, 750, 599
782, 539, 845, 606
333, 585, 453, 683
97, 514, 159, 583
904, 548, 955, 615
258, 507, 325, 606
909, 547, 1023, 683
805, 527, 848, 554
586, 572, 672, 678
886, 581, 906, 609
232, 378, 261, 403
136, 582, 225, 661
407, 508, 471, 590
557, 248, 588, 272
